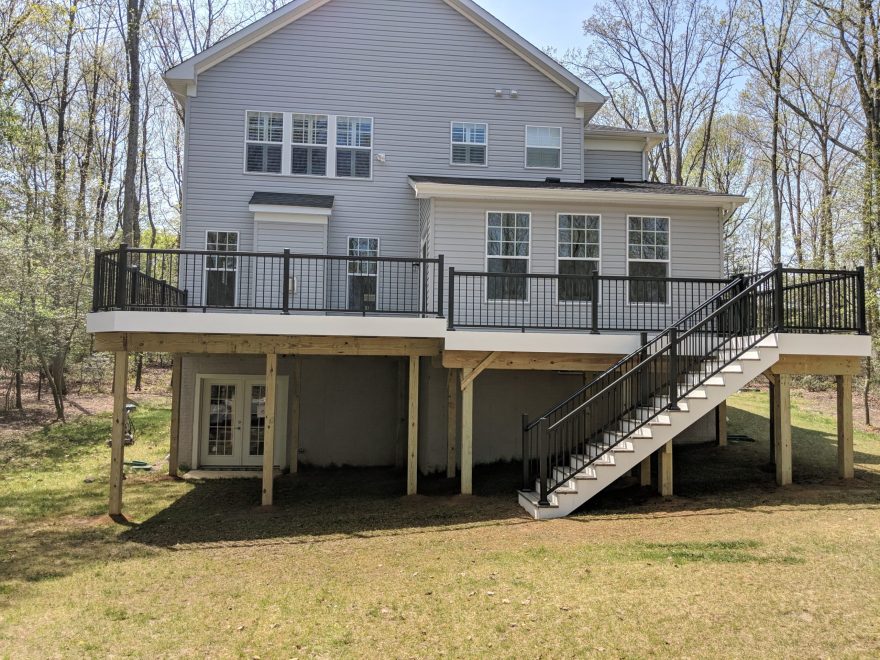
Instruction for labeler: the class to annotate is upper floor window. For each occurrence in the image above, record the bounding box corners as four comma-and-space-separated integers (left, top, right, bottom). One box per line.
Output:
525, 126, 562, 169
487, 212, 530, 301
246, 112, 283, 173
558, 214, 600, 302
291, 113, 328, 176
451, 122, 487, 166
336, 116, 373, 178
627, 216, 670, 304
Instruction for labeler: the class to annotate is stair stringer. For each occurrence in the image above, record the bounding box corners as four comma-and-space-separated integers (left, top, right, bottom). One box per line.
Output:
519, 342, 780, 520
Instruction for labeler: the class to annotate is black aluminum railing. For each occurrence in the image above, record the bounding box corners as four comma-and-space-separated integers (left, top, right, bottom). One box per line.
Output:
521, 264, 867, 504
449, 267, 867, 334
447, 270, 731, 333
92, 245, 445, 317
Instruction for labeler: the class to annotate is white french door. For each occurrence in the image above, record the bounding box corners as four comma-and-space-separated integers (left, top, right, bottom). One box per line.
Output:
199, 376, 287, 468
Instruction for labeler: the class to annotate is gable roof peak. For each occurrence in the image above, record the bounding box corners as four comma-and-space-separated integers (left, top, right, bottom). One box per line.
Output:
164, 0, 605, 117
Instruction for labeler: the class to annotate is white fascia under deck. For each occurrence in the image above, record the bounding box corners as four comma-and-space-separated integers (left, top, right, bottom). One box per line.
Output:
86, 311, 872, 359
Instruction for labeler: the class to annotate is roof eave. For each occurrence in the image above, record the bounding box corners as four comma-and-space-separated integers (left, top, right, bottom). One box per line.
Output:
408, 178, 749, 210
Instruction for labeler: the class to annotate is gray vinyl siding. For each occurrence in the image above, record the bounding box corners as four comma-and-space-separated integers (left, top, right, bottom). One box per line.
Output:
434, 198, 724, 327
254, 221, 328, 310
183, 0, 583, 259
584, 149, 644, 181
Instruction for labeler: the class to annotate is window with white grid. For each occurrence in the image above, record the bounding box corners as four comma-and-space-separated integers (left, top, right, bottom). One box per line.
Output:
336, 116, 373, 178
486, 212, 530, 301
525, 126, 562, 169
291, 113, 328, 176
557, 214, 600, 302
627, 216, 670, 304
245, 112, 283, 173
451, 122, 487, 166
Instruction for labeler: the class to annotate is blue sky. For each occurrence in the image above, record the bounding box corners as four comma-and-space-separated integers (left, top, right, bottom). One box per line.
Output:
473, 0, 596, 55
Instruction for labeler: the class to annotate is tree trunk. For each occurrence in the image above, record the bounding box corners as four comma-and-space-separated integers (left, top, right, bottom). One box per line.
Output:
122, 0, 145, 246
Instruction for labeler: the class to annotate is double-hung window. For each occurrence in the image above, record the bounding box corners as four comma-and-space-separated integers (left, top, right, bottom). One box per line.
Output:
525, 126, 562, 169
336, 116, 373, 178
347, 237, 379, 311
451, 122, 487, 166
628, 216, 670, 303
291, 113, 328, 176
205, 231, 239, 307
557, 214, 600, 302
487, 212, 530, 301
245, 112, 283, 173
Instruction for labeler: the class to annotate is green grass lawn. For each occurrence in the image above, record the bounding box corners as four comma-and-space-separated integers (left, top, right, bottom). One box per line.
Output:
1, 391, 879, 658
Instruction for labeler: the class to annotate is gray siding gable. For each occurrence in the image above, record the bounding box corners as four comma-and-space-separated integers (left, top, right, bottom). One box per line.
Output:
183, 0, 584, 258
584, 150, 644, 181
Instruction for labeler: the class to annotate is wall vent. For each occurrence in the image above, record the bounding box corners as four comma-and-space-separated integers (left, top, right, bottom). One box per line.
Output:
545, 177, 561, 184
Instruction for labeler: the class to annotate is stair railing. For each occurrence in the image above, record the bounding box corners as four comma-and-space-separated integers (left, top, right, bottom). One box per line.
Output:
523, 269, 779, 505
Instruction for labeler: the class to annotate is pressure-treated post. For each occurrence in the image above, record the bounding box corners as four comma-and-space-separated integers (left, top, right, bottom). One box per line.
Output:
668, 329, 680, 411
837, 375, 854, 479
109, 351, 129, 516
773, 373, 792, 486
115, 244, 129, 310
282, 249, 291, 315
658, 441, 673, 496
168, 355, 182, 477
407, 355, 419, 495
262, 353, 278, 506
716, 401, 728, 447
521, 414, 530, 490
460, 366, 473, 495
447, 369, 458, 479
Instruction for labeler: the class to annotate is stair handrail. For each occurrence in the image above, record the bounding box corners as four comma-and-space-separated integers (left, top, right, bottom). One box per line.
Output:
525, 274, 746, 432
524, 269, 778, 504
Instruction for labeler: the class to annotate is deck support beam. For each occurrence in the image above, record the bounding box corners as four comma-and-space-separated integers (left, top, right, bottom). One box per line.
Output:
461, 367, 474, 495
262, 353, 278, 507
168, 354, 182, 478
772, 374, 792, 486
716, 401, 728, 447
407, 356, 420, 495
837, 375, 854, 479
639, 456, 651, 487
109, 351, 129, 516
446, 369, 458, 479
658, 441, 673, 497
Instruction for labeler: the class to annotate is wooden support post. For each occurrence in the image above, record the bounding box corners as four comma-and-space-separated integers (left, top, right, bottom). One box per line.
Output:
168, 354, 182, 477
716, 401, 728, 447
658, 441, 673, 497
837, 375, 854, 479
407, 355, 420, 495
639, 456, 651, 487
461, 367, 474, 495
773, 374, 792, 486
290, 358, 302, 474
394, 359, 406, 468
262, 353, 278, 506
446, 369, 458, 479
768, 376, 777, 466
109, 351, 129, 516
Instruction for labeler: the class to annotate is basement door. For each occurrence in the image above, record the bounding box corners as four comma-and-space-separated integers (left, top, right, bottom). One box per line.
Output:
198, 376, 287, 468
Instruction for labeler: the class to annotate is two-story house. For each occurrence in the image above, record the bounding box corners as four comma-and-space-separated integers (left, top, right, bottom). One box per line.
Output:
89, 0, 870, 519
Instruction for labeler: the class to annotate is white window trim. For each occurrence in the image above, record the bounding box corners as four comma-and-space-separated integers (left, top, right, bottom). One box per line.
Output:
484, 211, 532, 304
524, 125, 563, 171
626, 214, 672, 307
242, 110, 374, 181
555, 213, 602, 306
204, 229, 241, 308
335, 115, 375, 181
450, 121, 489, 168
243, 111, 285, 175
290, 113, 331, 178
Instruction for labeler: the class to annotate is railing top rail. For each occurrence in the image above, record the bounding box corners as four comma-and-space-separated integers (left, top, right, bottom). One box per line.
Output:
117, 246, 441, 264
452, 270, 732, 284
544, 270, 777, 431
